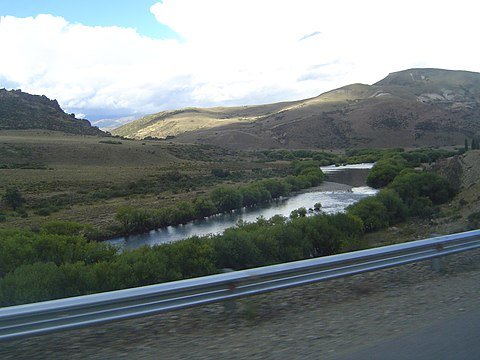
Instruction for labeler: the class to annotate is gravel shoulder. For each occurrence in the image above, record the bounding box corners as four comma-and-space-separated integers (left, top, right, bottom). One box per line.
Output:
1, 249, 479, 359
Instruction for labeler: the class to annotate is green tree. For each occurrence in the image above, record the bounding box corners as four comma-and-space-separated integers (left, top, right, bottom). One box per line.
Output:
366, 156, 408, 188
193, 198, 217, 218
347, 197, 389, 232
2, 187, 25, 210
376, 189, 408, 224
115, 207, 151, 233
211, 186, 243, 212
465, 138, 469, 151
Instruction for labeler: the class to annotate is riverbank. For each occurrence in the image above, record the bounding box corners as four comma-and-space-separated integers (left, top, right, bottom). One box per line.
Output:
108, 180, 375, 250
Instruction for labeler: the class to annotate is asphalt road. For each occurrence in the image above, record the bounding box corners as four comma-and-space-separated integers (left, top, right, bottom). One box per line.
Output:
335, 309, 480, 360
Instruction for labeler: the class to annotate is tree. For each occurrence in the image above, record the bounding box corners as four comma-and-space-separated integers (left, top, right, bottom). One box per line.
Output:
465, 138, 469, 151
210, 186, 243, 213
347, 197, 389, 232
115, 207, 151, 233
366, 156, 408, 188
472, 138, 478, 150
2, 187, 25, 210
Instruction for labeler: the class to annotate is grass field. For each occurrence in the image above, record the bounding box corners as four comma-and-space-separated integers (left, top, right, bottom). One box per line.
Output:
0, 130, 288, 234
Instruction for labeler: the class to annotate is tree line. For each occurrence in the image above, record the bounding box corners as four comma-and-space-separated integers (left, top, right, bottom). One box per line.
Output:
115, 161, 326, 235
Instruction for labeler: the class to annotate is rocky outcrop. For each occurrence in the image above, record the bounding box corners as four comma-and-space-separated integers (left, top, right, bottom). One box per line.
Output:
0, 89, 106, 136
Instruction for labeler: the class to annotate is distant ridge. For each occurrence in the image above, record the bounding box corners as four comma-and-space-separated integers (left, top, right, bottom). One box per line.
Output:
112, 68, 480, 149
0, 89, 106, 136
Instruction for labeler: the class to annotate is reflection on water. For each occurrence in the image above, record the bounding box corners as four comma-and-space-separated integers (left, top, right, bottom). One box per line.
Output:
108, 163, 376, 250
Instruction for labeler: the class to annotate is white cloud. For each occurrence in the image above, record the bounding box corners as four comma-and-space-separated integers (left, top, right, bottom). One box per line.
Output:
0, 0, 479, 127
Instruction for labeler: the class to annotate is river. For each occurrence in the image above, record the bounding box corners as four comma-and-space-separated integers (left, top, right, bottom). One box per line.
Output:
108, 163, 376, 250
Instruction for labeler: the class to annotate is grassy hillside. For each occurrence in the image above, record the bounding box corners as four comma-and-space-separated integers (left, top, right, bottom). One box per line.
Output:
112, 68, 480, 149
0, 89, 105, 136
112, 100, 300, 140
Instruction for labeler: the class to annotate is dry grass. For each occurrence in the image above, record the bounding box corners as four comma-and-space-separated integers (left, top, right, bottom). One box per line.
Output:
0, 130, 278, 231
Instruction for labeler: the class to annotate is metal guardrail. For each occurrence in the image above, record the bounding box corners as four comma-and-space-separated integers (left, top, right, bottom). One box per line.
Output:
1, 229, 480, 341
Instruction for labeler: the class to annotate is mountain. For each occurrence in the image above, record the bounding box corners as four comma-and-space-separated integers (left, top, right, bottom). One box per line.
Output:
112, 68, 480, 149
0, 89, 105, 136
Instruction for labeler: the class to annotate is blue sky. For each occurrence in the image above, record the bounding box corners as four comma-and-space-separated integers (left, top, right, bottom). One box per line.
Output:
0, 0, 177, 39
0, 0, 479, 129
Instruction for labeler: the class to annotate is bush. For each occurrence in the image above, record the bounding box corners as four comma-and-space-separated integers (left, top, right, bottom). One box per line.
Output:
388, 170, 455, 206
211, 168, 230, 178
0, 262, 65, 306
291, 215, 343, 257
259, 179, 290, 198
115, 207, 152, 233
240, 186, 264, 207
213, 229, 262, 269
211, 186, 243, 212
2, 187, 25, 210
290, 207, 307, 219
40, 221, 88, 236
366, 156, 408, 188
467, 211, 480, 229
193, 198, 217, 218
409, 197, 436, 218
347, 197, 389, 232
376, 189, 408, 224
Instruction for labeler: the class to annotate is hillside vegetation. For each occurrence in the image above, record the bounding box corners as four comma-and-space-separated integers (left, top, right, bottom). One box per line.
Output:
113, 68, 480, 149
0, 131, 293, 236
0, 89, 105, 136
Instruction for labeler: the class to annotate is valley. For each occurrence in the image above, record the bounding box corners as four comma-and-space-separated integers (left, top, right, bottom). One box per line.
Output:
0, 68, 479, 310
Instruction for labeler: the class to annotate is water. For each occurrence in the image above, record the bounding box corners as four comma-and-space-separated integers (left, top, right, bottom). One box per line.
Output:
320, 163, 374, 186
108, 163, 376, 250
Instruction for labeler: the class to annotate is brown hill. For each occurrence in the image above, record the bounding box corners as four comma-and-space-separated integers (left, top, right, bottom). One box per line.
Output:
112, 68, 480, 149
0, 89, 105, 136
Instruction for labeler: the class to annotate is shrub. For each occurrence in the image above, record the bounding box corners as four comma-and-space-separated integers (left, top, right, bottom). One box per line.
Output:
211, 186, 243, 212
2, 187, 25, 210
388, 170, 455, 205
240, 186, 263, 207
366, 156, 408, 188
291, 215, 342, 257
213, 229, 262, 270
115, 207, 152, 233
211, 168, 231, 178
0, 262, 65, 306
290, 207, 307, 219
193, 198, 217, 218
40, 220, 89, 236
347, 197, 389, 232
409, 197, 436, 218
259, 179, 290, 198
376, 189, 408, 224
467, 211, 480, 229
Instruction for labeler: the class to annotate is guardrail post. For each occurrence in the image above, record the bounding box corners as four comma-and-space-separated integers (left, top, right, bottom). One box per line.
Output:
432, 257, 443, 272
222, 268, 237, 317
432, 241, 444, 273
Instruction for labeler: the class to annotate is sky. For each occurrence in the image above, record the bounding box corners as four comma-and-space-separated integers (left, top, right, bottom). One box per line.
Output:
0, 0, 479, 128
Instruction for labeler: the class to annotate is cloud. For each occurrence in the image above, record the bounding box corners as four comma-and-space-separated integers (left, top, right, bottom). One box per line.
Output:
0, 0, 479, 128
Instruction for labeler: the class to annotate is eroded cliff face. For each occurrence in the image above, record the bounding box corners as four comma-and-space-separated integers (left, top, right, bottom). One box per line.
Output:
430, 150, 480, 192
428, 150, 480, 232
430, 155, 464, 191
